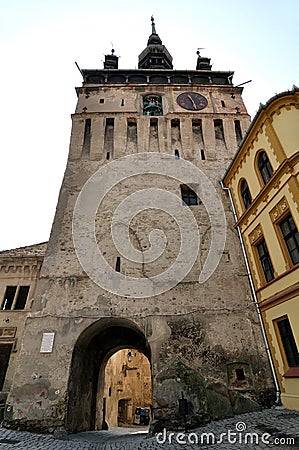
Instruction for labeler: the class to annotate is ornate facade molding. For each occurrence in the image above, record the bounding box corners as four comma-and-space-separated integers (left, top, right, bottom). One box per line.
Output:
249, 223, 263, 245
269, 197, 289, 223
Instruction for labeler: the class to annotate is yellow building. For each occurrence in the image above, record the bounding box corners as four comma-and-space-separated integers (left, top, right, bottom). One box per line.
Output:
223, 87, 299, 409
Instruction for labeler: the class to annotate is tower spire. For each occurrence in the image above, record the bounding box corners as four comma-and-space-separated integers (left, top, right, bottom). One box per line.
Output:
138, 17, 173, 69
151, 15, 156, 34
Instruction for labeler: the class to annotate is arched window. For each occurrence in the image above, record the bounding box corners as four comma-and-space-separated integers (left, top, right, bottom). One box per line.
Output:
258, 151, 273, 184
240, 179, 252, 209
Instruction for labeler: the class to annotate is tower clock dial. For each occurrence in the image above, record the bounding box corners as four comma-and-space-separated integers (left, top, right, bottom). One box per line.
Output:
177, 92, 208, 111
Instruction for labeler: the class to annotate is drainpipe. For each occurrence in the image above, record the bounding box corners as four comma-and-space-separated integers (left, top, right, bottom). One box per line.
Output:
220, 181, 281, 404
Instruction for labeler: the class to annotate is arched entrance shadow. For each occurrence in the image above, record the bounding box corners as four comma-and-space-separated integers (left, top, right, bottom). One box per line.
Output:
66, 318, 151, 433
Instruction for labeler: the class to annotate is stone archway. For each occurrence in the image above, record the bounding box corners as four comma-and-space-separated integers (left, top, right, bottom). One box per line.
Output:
65, 318, 151, 433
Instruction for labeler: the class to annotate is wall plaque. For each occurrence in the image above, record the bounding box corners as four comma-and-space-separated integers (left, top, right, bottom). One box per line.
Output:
40, 332, 55, 353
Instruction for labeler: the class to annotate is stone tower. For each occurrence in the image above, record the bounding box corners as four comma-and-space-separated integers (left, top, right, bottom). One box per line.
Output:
5, 18, 275, 432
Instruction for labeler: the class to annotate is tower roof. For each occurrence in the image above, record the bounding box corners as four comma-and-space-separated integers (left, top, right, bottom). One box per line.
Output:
138, 16, 173, 69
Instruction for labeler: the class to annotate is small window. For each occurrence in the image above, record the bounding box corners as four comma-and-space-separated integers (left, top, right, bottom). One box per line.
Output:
99, 99, 105, 104
279, 214, 299, 265
106, 152, 110, 160
200, 149, 206, 160
240, 179, 252, 209
256, 239, 274, 282
235, 368, 245, 381
258, 151, 273, 184
115, 257, 121, 272
181, 185, 198, 206
174, 149, 180, 160
276, 317, 299, 367
221, 100, 226, 107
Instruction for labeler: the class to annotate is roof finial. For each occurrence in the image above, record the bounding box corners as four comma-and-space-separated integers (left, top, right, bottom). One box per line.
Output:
151, 15, 156, 34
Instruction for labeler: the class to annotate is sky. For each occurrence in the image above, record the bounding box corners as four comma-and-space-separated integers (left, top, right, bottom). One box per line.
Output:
0, 0, 298, 251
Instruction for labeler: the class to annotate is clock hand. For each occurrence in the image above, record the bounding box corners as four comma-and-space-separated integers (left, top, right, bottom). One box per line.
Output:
187, 94, 197, 110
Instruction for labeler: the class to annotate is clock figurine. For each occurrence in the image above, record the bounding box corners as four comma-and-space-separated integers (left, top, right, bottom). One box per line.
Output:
177, 92, 208, 111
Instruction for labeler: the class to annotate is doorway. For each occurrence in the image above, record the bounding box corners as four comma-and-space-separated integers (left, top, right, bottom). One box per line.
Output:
0, 343, 12, 390
66, 318, 151, 433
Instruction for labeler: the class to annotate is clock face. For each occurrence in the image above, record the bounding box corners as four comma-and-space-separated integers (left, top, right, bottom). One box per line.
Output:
177, 92, 208, 111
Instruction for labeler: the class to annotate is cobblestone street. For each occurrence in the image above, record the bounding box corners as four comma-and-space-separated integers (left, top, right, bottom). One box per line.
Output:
0, 407, 298, 449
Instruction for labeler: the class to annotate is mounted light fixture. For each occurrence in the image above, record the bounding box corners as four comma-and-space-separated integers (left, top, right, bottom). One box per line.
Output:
127, 350, 133, 363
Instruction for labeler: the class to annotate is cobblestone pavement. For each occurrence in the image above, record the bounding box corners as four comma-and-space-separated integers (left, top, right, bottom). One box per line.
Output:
0, 407, 298, 450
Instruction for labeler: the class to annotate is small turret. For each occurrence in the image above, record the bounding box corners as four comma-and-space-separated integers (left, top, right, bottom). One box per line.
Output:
103, 49, 119, 69
196, 49, 212, 70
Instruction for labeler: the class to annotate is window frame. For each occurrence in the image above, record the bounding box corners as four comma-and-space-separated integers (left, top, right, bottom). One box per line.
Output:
239, 178, 252, 210
256, 150, 273, 185
278, 213, 299, 267
180, 185, 199, 206
274, 316, 299, 370
255, 238, 275, 283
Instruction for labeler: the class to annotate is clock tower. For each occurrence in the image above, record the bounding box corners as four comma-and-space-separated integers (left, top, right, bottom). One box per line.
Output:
5, 18, 275, 433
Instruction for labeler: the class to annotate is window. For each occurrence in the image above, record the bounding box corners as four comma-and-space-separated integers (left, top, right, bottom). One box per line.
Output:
1, 286, 30, 310
258, 151, 273, 184
14, 286, 30, 310
200, 149, 206, 160
174, 149, 180, 160
240, 179, 252, 209
1, 286, 16, 310
115, 257, 121, 272
181, 186, 198, 206
235, 368, 245, 381
256, 239, 274, 282
276, 317, 299, 367
279, 214, 299, 265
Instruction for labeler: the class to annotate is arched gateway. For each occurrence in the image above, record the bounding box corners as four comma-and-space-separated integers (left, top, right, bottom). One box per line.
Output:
66, 318, 151, 433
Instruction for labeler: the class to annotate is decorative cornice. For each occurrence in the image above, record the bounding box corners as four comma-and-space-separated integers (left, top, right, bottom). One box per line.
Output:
0, 263, 43, 275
